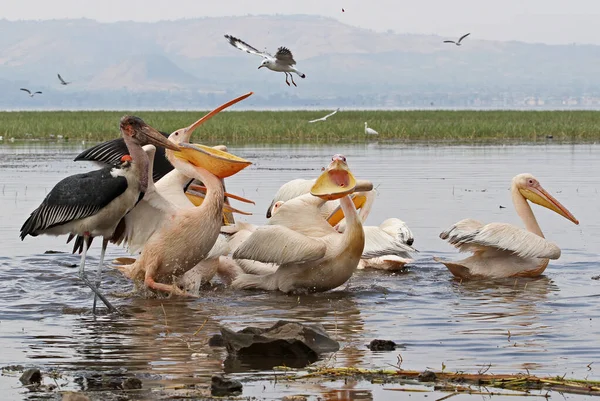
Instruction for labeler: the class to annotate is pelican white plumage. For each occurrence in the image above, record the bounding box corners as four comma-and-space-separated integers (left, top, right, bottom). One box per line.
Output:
435, 173, 579, 279
231, 154, 370, 293
20, 88, 42, 97
308, 109, 340, 123
444, 33, 470, 46
364, 122, 379, 135
224, 34, 306, 87
114, 94, 254, 295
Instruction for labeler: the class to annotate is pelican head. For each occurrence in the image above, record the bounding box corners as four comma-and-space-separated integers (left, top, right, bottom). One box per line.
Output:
167, 93, 254, 178
311, 154, 357, 200
513, 173, 579, 225
120, 115, 180, 151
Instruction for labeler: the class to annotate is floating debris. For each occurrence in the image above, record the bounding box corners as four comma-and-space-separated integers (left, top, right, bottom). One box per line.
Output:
211, 375, 242, 396
368, 339, 397, 351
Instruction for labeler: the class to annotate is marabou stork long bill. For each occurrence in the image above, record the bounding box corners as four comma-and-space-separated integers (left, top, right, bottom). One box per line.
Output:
20, 116, 180, 313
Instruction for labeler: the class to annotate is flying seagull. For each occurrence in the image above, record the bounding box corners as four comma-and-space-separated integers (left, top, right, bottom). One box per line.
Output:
57, 73, 71, 85
224, 34, 306, 87
444, 33, 470, 46
20, 88, 42, 97
308, 109, 340, 123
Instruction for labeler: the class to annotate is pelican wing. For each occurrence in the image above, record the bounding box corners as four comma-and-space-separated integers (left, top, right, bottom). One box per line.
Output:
233, 225, 326, 265
224, 34, 270, 58
20, 88, 31, 94
440, 218, 561, 259
362, 222, 417, 259
275, 47, 297, 66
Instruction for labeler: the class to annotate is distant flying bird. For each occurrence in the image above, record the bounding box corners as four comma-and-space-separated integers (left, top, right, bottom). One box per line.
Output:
364, 122, 379, 135
308, 108, 339, 123
444, 33, 470, 46
20, 88, 42, 97
342, 8, 345, 12
57, 73, 71, 85
224, 34, 306, 87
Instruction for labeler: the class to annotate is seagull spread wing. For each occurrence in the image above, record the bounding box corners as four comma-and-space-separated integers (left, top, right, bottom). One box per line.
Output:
458, 33, 471, 43
224, 34, 270, 58
34, 91, 42, 95
57, 73, 68, 84
20, 88, 31, 94
443, 40, 456, 44
275, 47, 297, 66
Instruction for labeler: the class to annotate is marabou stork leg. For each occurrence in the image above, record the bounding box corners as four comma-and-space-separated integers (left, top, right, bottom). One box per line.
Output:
92, 238, 109, 313
78, 234, 117, 313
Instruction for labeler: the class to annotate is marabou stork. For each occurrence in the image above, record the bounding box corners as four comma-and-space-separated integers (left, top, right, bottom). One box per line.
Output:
20, 116, 180, 313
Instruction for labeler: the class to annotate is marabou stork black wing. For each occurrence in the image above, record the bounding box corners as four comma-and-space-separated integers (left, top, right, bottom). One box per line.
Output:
20, 167, 128, 239
74, 133, 173, 182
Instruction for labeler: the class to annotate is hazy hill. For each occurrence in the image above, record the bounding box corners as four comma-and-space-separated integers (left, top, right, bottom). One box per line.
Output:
1, 15, 599, 109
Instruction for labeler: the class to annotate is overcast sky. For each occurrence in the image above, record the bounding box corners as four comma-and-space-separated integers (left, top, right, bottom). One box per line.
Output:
3, 0, 600, 45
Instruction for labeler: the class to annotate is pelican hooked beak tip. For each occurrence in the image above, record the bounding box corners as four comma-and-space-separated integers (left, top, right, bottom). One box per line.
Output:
520, 186, 579, 225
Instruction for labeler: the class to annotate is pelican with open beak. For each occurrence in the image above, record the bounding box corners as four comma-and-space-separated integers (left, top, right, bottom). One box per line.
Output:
230, 154, 371, 293
436, 173, 579, 279
114, 94, 255, 296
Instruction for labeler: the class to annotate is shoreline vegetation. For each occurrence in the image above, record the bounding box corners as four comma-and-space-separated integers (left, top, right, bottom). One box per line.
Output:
0, 110, 599, 144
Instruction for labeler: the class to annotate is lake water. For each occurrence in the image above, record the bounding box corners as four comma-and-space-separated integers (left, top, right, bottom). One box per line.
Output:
1, 142, 599, 400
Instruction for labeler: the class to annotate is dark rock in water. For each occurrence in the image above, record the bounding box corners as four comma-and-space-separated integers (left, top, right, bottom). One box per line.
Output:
592, 275, 600, 280
368, 339, 397, 351
121, 377, 142, 390
44, 250, 66, 254
211, 375, 242, 396
220, 320, 339, 371
19, 368, 42, 385
208, 334, 225, 347
546, 135, 554, 139
418, 370, 437, 382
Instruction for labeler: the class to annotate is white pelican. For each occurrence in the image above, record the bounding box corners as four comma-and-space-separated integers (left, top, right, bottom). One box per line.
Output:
364, 122, 379, 135
435, 173, 579, 279
115, 94, 254, 295
231, 154, 369, 293
20, 116, 180, 312
444, 33, 470, 46
266, 178, 416, 270
224, 34, 306, 87
20, 88, 42, 97
308, 109, 339, 123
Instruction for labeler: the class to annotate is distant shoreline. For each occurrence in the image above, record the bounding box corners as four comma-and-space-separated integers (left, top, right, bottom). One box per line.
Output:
1, 110, 599, 144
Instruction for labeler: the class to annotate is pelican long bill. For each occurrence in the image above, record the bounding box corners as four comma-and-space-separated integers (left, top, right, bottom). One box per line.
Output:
519, 186, 579, 225
171, 92, 254, 178
185, 189, 252, 215
187, 184, 255, 204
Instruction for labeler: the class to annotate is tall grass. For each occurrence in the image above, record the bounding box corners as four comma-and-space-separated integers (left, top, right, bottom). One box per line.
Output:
1, 110, 599, 144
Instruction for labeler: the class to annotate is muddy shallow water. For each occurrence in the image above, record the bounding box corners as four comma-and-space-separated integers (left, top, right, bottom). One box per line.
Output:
1, 142, 599, 400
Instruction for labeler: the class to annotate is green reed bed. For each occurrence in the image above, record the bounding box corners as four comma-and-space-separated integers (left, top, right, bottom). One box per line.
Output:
1, 110, 599, 144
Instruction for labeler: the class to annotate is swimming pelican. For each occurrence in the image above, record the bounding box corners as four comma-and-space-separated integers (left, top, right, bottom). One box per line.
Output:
224, 34, 306, 87
20, 88, 42, 97
115, 94, 254, 296
435, 173, 579, 279
364, 122, 379, 135
444, 33, 470, 46
20, 116, 180, 312
308, 109, 339, 123
231, 154, 370, 293
265, 177, 416, 270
